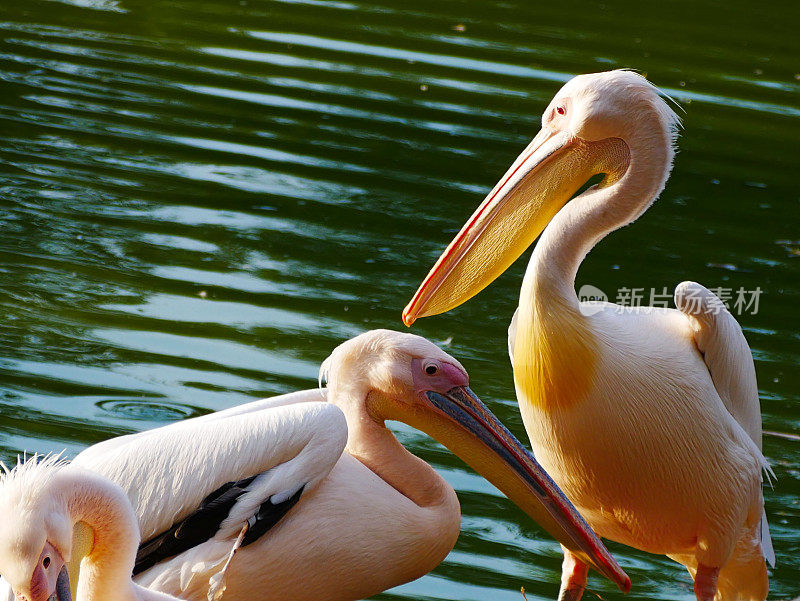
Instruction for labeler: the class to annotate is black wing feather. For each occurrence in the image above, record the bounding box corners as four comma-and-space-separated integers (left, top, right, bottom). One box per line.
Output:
134, 475, 303, 576
242, 485, 304, 546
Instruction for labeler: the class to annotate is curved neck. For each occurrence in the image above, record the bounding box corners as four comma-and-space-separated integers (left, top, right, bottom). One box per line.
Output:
60, 471, 173, 601
330, 385, 454, 510
510, 121, 674, 411
528, 122, 674, 305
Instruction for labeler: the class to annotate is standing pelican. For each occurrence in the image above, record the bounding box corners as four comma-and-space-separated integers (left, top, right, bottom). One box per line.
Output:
0, 456, 180, 601
2, 330, 628, 601
403, 71, 773, 601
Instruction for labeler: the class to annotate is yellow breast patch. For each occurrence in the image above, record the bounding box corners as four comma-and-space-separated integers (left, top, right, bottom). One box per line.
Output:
512, 299, 598, 411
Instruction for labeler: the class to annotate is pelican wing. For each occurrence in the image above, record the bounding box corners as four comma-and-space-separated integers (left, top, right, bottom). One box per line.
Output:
72, 391, 348, 557
76, 388, 330, 460
674, 281, 775, 566
674, 282, 762, 447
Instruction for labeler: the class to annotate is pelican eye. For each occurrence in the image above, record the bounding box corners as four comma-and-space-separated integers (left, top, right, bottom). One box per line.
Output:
424, 363, 438, 376
556, 105, 566, 116
42, 556, 50, 569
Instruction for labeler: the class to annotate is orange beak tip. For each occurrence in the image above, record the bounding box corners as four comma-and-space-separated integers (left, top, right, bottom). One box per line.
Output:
609, 563, 631, 593
401, 306, 416, 327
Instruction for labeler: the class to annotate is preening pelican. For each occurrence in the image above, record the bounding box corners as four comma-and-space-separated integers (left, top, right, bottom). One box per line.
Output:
2, 330, 627, 601
403, 70, 773, 601
0, 456, 180, 601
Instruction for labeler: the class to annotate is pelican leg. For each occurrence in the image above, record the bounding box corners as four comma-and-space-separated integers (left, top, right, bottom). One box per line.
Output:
557, 546, 588, 601
694, 564, 719, 601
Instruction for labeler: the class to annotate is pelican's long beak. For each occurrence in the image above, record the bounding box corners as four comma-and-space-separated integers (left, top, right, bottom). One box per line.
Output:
402, 129, 629, 325
398, 385, 630, 592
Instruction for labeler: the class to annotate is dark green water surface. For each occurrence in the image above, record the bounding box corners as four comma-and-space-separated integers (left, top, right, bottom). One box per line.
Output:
0, 0, 798, 599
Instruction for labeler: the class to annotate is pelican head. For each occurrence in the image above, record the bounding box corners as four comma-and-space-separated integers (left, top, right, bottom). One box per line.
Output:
403, 69, 680, 324
0, 457, 75, 601
321, 329, 629, 591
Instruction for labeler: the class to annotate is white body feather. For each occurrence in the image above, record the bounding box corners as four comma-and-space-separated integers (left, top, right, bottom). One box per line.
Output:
73, 391, 347, 549
510, 284, 771, 600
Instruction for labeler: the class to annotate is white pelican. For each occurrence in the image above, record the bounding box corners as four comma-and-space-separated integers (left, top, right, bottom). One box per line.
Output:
1, 330, 628, 601
0, 456, 180, 601
402, 70, 773, 601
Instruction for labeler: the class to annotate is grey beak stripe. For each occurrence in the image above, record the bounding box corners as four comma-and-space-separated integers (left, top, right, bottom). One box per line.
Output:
54, 566, 71, 601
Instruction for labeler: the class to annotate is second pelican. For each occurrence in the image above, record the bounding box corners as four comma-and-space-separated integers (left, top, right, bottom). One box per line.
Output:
403, 70, 773, 601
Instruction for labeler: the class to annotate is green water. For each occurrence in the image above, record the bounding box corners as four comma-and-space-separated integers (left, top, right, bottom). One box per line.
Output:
0, 0, 797, 599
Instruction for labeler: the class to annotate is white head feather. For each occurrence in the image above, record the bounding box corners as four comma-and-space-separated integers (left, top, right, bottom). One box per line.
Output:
0, 455, 73, 588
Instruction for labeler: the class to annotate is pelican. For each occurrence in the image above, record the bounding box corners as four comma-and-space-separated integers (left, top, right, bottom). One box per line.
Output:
403, 70, 773, 601
1, 330, 628, 601
0, 456, 180, 601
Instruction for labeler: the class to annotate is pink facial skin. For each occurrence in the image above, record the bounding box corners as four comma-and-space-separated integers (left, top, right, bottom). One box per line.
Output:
411, 357, 469, 399
19, 542, 66, 601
